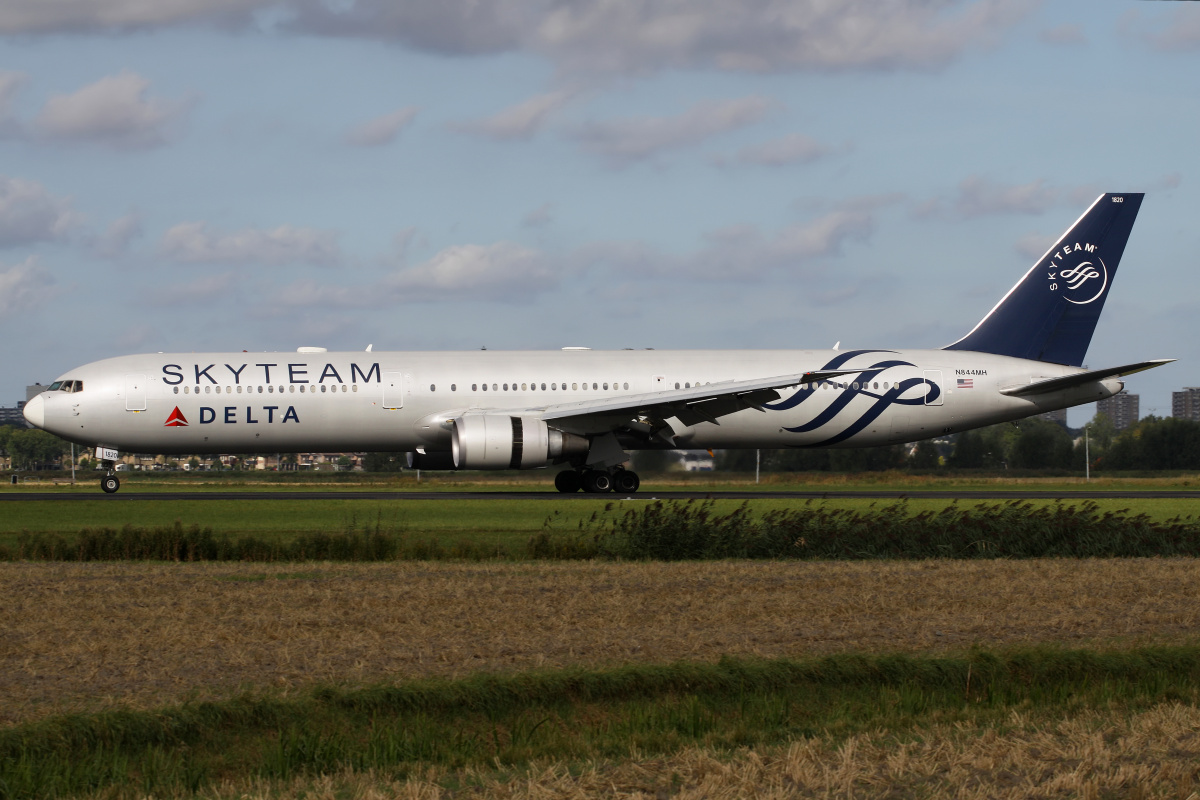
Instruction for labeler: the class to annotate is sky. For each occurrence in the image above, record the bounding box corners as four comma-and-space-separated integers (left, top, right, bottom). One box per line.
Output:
1, 0, 1198, 426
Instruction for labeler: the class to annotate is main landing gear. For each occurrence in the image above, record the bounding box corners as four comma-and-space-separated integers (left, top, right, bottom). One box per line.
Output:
555, 468, 641, 494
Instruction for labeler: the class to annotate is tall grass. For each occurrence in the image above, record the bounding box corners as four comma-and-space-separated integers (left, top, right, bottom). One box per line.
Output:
5, 499, 1200, 562
590, 498, 1200, 560
1, 646, 1199, 799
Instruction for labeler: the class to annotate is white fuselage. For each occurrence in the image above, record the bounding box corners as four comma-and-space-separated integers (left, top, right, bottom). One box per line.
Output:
30, 347, 1121, 456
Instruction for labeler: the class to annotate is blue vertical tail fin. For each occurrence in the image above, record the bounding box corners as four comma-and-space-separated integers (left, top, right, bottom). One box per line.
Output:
944, 192, 1143, 366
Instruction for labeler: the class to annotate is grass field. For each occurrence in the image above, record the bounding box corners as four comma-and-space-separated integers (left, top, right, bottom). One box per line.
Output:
4, 558, 1199, 725
3, 559, 1200, 797
6, 477, 1200, 797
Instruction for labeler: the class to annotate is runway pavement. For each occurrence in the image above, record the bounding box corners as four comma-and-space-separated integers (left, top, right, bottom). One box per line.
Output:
4, 490, 1200, 501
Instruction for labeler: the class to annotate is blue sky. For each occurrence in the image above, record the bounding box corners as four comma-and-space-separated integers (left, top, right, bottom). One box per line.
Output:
1, 0, 1197, 424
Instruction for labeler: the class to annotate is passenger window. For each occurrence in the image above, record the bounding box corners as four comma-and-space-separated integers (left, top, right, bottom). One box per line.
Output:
541, 383, 546, 390
451, 384, 456, 391
572, 383, 578, 390
173, 387, 179, 394
430, 384, 436, 392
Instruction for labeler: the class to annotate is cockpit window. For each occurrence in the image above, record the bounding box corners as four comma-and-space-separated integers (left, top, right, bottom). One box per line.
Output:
68, 381, 82, 393
48, 381, 63, 391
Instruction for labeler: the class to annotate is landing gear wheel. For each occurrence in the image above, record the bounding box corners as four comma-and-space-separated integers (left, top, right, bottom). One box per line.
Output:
101, 475, 120, 494
554, 470, 582, 493
581, 469, 613, 493
612, 469, 640, 494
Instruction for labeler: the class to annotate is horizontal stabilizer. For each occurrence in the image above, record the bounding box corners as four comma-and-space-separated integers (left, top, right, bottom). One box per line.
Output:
1000, 359, 1174, 397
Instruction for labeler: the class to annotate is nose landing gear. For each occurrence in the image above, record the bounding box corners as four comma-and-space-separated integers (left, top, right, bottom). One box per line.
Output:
99, 458, 120, 493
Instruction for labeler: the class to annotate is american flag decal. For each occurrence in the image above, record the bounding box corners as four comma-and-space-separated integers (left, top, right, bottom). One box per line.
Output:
957, 378, 974, 389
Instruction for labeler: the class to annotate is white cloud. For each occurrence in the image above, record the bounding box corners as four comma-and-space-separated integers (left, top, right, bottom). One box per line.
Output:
91, 212, 143, 258
343, 106, 418, 147
522, 203, 555, 228
0, 0, 263, 34
454, 90, 574, 140
954, 176, 1059, 218
1039, 24, 1085, 45
716, 133, 838, 167
0, 256, 59, 316
0, 176, 79, 246
532, 0, 1032, 74
387, 241, 555, 300
32, 71, 189, 150
1015, 233, 1056, 261
145, 271, 238, 305
0, 1, 1033, 77
1124, 8, 1200, 52
571, 96, 773, 166
0, 71, 26, 136
159, 221, 341, 265
915, 177, 1079, 220
579, 201, 880, 280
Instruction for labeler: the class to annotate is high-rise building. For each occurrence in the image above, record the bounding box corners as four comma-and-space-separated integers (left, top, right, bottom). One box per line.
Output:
1038, 408, 1067, 425
1097, 392, 1139, 431
0, 401, 27, 427
1173, 388, 1200, 422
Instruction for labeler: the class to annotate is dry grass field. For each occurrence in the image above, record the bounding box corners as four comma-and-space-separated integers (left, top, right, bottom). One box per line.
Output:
5, 558, 1200, 726
192, 702, 1200, 799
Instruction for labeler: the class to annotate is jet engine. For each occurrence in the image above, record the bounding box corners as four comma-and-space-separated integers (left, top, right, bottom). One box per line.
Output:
452, 413, 589, 469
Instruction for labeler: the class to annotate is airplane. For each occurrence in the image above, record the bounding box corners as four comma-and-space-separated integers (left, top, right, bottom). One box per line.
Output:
22, 192, 1172, 494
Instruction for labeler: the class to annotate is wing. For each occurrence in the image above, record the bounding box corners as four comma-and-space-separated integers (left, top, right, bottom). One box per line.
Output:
534, 369, 859, 439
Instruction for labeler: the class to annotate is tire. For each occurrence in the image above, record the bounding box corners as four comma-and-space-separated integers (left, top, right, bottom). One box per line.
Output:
554, 470, 582, 493
581, 470, 612, 493
612, 469, 640, 493
101, 475, 120, 494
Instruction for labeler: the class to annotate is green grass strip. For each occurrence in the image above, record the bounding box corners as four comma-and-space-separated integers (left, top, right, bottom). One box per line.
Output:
8, 498, 1200, 562
2, 645, 1200, 799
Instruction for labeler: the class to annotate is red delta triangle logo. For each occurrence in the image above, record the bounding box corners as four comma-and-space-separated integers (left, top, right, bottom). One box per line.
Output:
164, 407, 189, 427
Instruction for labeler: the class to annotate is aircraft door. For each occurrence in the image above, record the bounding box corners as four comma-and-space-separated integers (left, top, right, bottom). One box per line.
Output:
923, 370, 943, 406
125, 374, 147, 411
383, 371, 404, 409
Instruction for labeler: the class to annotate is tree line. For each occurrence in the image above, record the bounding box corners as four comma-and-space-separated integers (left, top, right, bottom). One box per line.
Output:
713, 414, 1200, 474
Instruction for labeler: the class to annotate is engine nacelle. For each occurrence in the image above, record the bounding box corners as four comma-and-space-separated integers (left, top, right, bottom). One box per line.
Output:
406, 450, 458, 470
451, 413, 589, 470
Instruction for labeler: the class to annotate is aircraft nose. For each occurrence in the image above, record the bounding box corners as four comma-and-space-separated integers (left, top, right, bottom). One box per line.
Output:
23, 394, 45, 428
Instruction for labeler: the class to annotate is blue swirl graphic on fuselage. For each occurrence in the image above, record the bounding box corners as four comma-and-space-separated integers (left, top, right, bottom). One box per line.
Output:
763, 349, 941, 447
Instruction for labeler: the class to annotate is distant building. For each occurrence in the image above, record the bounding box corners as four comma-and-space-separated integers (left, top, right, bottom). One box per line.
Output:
1173, 387, 1200, 422
1097, 392, 1139, 431
0, 401, 27, 427
1038, 408, 1067, 425
26, 384, 47, 402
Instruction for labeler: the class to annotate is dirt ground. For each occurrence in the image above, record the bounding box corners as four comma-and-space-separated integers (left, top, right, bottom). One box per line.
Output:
3, 558, 1200, 724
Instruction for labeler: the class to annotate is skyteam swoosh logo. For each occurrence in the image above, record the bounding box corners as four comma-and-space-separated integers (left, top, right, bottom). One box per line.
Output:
1046, 241, 1108, 306
764, 350, 940, 446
